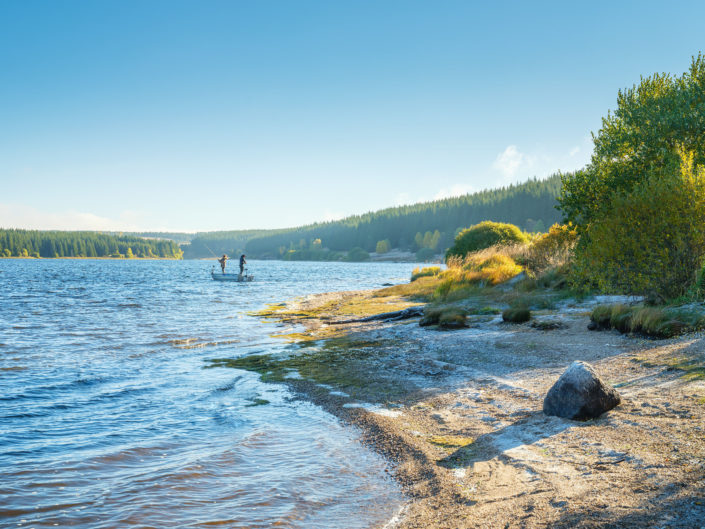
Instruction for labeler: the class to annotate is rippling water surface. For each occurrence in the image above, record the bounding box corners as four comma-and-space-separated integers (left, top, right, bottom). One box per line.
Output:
0, 259, 421, 528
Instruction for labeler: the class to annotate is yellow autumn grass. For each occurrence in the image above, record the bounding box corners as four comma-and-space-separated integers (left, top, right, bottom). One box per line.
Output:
378, 245, 527, 302
446, 249, 523, 285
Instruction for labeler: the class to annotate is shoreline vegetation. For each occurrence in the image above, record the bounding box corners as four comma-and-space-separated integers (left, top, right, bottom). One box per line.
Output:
207, 56, 705, 528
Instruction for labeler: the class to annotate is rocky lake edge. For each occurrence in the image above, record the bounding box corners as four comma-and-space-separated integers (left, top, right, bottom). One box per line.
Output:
208, 288, 705, 529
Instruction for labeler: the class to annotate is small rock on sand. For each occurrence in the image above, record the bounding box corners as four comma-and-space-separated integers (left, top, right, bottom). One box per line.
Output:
543, 361, 621, 420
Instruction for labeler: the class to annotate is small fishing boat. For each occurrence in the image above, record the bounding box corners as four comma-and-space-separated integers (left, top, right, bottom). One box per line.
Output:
210, 267, 254, 282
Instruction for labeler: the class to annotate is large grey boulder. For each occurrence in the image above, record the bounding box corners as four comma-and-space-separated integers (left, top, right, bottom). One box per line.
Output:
543, 361, 621, 420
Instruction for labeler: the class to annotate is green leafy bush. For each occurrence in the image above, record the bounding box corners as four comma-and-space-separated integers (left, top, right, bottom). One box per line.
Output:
525, 224, 578, 275
375, 239, 391, 254
559, 54, 705, 301
559, 54, 705, 229
345, 247, 370, 262
573, 152, 705, 301
694, 262, 705, 299
446, 221, 529, 259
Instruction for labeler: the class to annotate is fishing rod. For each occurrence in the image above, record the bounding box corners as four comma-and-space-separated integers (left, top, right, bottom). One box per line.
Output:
203, 243, 218, 258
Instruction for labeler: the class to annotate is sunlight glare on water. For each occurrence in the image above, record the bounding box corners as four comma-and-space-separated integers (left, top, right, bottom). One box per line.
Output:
0, 259, 422, 528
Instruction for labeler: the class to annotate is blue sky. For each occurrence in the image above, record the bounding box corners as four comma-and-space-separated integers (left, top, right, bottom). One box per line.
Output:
1, 0, 703, 232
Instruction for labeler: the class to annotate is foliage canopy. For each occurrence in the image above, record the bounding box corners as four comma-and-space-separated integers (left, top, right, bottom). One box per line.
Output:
559, 53, 705, 228
559, 53, 705, 300
573, 151, 705, 300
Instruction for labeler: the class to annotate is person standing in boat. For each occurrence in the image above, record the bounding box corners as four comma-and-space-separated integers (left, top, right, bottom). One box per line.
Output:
217, 254, 228, 274
239, 254, 246, 275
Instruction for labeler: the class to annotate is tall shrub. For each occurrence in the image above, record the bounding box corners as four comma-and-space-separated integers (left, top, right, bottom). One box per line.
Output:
525, 224, 578, 274
446, 221, 529, 259
573, 151, 705, 300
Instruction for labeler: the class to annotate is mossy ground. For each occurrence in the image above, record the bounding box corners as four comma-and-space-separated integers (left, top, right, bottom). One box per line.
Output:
631, 342, 705, 381
254, 292, 422, 341
245, 398, 270, 407
665, 355, 705, 380
428, 435, 475, 449
208, 336, 415, 402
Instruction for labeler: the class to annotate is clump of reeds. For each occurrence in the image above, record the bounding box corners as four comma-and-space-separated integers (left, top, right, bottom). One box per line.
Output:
502, 306, 531, 323
420, 306, 468, 329
411, 266, 441, 282
589, 304, 705, 338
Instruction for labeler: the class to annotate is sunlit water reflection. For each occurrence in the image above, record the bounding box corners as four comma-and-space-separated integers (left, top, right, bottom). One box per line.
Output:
0, 259, 422, 528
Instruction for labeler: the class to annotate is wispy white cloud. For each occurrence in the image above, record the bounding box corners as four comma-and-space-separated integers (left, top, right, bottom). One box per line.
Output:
492, 145, 531, 179
433, 184, 474, 200
391, 185, 475, 208
0, 204, 146, 231
393, 192, 413, 206
490, 140, 592, 185
322, 210, 345, 222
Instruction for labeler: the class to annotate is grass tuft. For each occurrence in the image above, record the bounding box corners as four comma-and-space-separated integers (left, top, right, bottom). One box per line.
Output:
420, 306, 468, 329
590, 303, 705, 338
502, 306, 531, 323
609, 304, 633, 333
411, 266, 441, 282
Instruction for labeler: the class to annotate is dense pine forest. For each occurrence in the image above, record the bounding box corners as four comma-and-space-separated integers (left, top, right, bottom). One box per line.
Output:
128, 232, 195, 244
183, 230, 282, 259
0, 230, 183, 259
185, 175, 562, 259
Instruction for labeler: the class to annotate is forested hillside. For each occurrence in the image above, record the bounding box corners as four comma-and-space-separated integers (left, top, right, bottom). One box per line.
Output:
128, 232, 194, 244
183, 230, 279, 259
0, 229, 183, 259
185, 175, 562, 259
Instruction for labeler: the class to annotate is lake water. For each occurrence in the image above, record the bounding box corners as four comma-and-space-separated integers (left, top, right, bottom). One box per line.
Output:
0, 259, 423, 529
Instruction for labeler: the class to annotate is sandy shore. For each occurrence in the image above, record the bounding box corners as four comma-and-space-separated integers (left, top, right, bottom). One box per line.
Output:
246, 290, 705, 528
